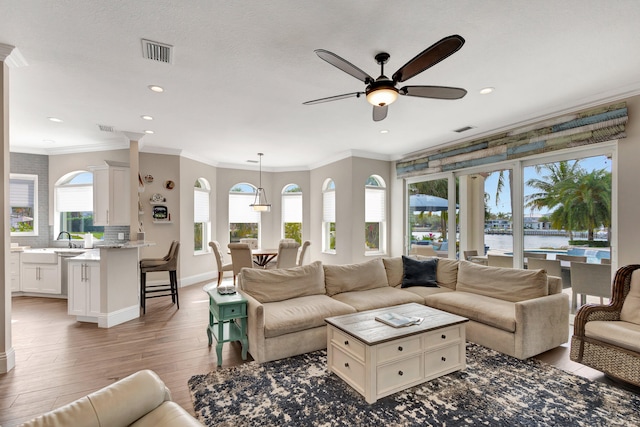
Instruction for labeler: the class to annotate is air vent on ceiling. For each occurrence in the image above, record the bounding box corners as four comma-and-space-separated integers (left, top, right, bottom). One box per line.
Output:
454, 125, 475, 133
98, 124, 115, 133
141, 39, 173, 64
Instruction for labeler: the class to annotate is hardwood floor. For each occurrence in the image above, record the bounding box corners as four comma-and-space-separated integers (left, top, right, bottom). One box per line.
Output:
1, 280, 638, 426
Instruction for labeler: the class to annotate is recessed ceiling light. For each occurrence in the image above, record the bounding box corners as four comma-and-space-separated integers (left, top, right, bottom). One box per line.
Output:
479, 87, 494, 95
380, 129, 389, 134
144, 130, 154, 134
148, 85, 164, 93
141, 115, 154, 120
48, 117, 63, 123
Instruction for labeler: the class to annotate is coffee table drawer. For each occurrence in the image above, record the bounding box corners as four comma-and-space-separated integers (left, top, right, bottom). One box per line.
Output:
377, 354, 422, 393
331, 328, 365, 360
425, 344, 462, 377
424, 325, 462, 348
331, 344, 365, 393
377, 336, 421, 363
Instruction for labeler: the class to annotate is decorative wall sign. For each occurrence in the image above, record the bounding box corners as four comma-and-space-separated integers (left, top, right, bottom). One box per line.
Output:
165, 180, 175, 190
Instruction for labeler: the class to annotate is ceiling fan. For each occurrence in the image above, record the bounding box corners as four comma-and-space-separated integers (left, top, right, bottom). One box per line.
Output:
303, 35, 467, 122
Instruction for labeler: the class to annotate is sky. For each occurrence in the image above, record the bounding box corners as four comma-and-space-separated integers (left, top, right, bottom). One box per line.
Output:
484, 155, 611, 216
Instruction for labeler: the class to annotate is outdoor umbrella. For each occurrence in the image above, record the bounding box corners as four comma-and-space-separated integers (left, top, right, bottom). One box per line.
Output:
409, 194, 454, 212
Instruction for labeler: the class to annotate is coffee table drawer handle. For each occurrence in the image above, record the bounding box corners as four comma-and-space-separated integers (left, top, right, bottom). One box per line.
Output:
344, 340, 349, 346
441, 334, 446, 339
344, 362, 349, 368
398, 370, 404, 376
441, 356, 447, 362
398, 346, 403, 351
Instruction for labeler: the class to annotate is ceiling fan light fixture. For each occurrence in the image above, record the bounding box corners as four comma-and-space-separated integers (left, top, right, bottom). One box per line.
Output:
366, 85, 398, 107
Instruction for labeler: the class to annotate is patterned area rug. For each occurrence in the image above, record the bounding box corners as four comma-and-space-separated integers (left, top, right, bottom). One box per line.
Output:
188, 344, 640, 426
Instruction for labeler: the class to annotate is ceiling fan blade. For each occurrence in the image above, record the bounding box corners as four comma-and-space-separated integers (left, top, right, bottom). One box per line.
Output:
315, 49, 374, 83
392, 35, 465, 83
303, 92, 363, 105
373, 105, 388, 122
400, 85, 467, 100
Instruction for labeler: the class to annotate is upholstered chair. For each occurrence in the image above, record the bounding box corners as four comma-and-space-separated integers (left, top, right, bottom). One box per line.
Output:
297, 240, 311, 266
209, 241, 233, 286
275, 241, 300, 269
228, 243, 254, 284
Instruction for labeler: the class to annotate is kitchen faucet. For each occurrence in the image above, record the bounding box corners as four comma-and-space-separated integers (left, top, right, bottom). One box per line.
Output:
57, 231, 72, 248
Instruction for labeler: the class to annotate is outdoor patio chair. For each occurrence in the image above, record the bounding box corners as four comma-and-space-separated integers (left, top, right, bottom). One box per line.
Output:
557, 254, 587, 263
524, 251, 547, 259
487, 254, 514, 268
570, 261, 612, 311
527, 258, 562, 278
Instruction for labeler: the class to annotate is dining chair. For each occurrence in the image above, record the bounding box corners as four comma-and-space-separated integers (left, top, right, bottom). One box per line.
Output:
139, 240, 180, 314
239, 238, 259, 250
600, 258, 611, 265
524, 251, 547, 259
275, 241, 300, 269
570, 261, 612, 312
228, 243, 254, 285
527, 258, 562, 278
463, 250, 478, 261
297, 240, 311, 266
557, 254, 587, 263
209, 241, 233, 286
487, 254, 514, 268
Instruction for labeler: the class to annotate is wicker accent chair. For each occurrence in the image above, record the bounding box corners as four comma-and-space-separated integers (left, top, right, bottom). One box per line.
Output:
570, 264, 640, 387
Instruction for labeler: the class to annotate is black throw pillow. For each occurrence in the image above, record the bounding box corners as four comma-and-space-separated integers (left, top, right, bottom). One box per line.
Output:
401, 255, 439, 288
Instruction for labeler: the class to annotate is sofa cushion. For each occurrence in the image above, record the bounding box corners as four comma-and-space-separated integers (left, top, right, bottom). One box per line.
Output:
131, 401, 204, 427
331, 287, 424, 312
383, 256, 458, 290
456, 260, 548, 302
401, 256, 438, 288
400, 285, 455, 300
241, 261, 325, 303
425, 291, 516, 332
263, 295, 356, 338
585, 320, 640, 352
324, 258, 389, 296
620, 269, 640, 325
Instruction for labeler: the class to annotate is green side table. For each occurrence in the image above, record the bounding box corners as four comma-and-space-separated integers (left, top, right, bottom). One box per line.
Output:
203, 283, 248, 366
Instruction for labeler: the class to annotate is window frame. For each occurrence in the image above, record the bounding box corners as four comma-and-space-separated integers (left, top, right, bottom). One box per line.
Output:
194, 178, 211, 255
322, 179, 336, 253
53, 170, 104, 241
364, 175, 387, 255
281, 183, 302, 244
229, 182, 261, 244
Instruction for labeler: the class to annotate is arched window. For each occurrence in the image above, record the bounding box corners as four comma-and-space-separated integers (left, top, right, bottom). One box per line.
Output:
229, 183, 260, 244
322, 179, 336, 253
54, 171, 104, 240
194, 178, 211, 253
282, 184, 302, 243
365, 175, 386, 253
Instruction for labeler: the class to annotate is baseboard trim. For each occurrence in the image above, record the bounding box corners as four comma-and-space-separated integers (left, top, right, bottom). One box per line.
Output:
0, 347, 16, 373
99, 305, 139, 328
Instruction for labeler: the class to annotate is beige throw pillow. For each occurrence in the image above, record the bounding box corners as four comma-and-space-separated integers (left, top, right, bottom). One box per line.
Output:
241, 261, 325, 303
621, 269, 640, 325
324, 258, 389, 296
456, 260, 548, 302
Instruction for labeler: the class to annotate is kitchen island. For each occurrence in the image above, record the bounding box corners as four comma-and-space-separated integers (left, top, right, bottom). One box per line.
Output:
68, 241, 154, 328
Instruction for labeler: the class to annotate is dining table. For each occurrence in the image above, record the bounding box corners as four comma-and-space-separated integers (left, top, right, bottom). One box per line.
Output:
251, 248, 279, 267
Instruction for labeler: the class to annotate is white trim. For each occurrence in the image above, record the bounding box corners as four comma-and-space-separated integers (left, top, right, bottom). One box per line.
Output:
0, 348, 16, 373
98, 305, 140, 328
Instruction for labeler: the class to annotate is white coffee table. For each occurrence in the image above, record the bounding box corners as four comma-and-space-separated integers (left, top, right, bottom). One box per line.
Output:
325, 303, 468, 403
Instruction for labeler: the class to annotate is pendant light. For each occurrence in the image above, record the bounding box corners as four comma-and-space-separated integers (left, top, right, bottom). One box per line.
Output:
250, 153, 271, 212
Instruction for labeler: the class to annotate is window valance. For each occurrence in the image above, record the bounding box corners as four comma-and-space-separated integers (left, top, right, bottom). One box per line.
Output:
396, 102, 627, 178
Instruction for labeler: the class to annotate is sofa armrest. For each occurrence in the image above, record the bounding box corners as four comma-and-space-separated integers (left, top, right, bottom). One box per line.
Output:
239, 290, 266, 362
514, 293, 569, 359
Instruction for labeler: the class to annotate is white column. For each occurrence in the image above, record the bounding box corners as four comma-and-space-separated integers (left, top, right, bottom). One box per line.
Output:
0, 43, 16, 373
123, 132, 144, 238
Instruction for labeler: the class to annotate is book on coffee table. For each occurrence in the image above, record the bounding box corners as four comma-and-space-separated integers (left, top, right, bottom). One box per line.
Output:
375, 312, 424, 328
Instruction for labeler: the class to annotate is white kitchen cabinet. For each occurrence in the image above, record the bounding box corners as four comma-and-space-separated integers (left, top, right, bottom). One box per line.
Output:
21, 260, 61, 294
10, 252, 21, 292
92, 164, 130, 226
68, 260, 101, 319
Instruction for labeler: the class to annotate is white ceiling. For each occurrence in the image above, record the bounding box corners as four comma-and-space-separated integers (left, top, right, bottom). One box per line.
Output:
2, 1, 640, 170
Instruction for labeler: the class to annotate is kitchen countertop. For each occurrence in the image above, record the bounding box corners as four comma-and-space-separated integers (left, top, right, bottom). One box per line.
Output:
68, 249, 100, 261
94, 241, 155, 249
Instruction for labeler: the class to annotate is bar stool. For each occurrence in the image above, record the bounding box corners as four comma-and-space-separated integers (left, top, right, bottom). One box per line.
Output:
140, 240, 180, 314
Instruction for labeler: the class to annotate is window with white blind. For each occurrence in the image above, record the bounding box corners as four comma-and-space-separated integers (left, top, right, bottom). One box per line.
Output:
10, 173, 38, 236
322, 179, 336, 253
54, 171, 104, 239
229, 183, 260, 243
282, 184, 302, 243
194, 178, 211, 253
365, 175, 386, 253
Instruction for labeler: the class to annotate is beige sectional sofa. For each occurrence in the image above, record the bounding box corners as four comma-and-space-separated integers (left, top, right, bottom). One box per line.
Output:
238, 256, 569, 363
21, 370, 203, 427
